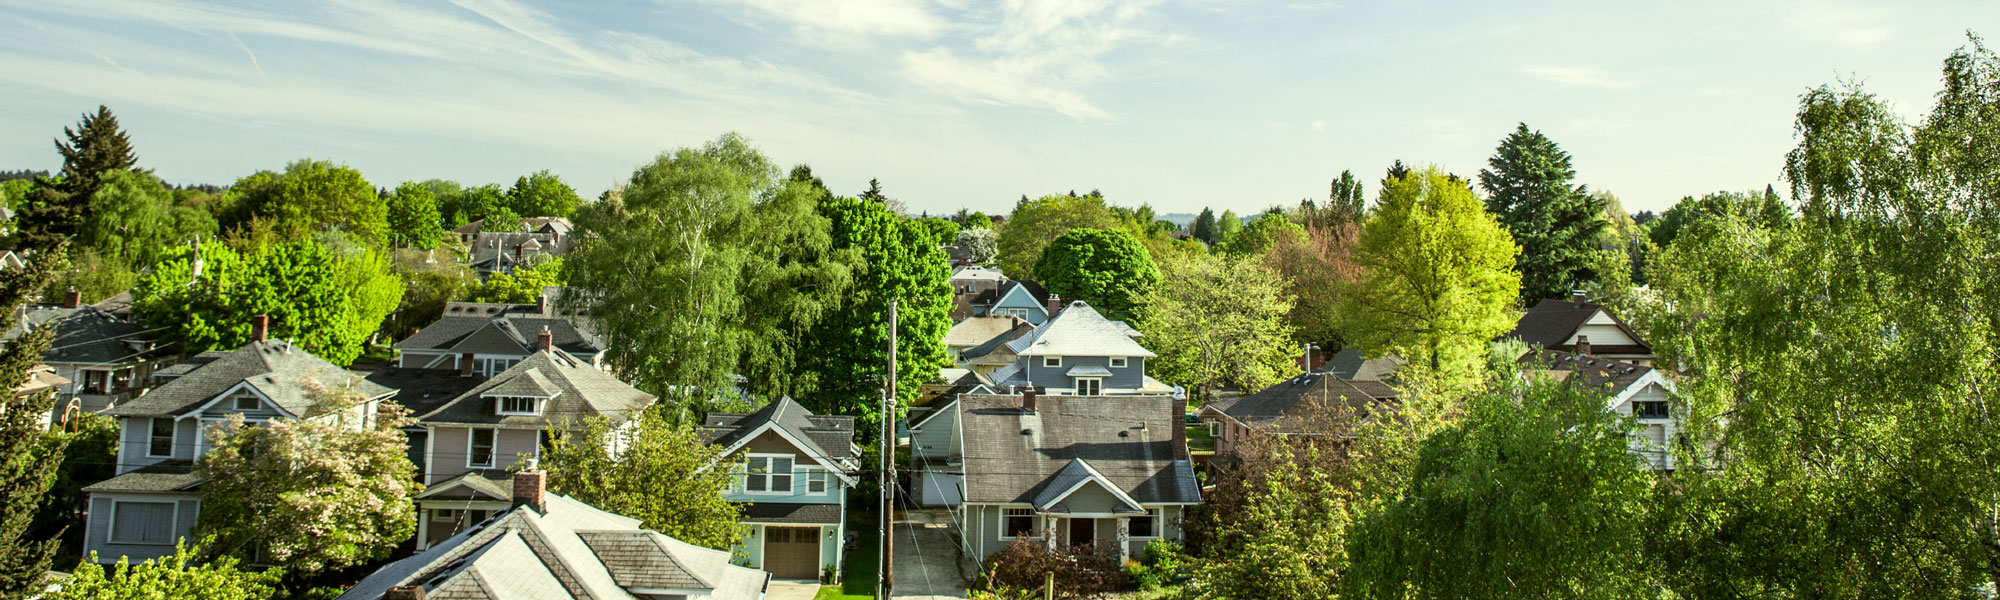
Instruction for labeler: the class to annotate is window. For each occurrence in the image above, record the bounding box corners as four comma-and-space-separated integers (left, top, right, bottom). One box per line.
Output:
84, 370, 110, 394
1109, 357, 1127, 368
1003, 508, 1037, 539
1129, 508, 1160, 538
148, 418, 175, 457
997, 308, 1030, 319
468, 429, 496, 468
807, 468, 829, 494
431, 509, 458, 522
1633, 401, 1670, 419
746, 455, 794, 493
1075, 378, 1101, 396
109, 501, 176, 545
234, 394, 260, 411
497, 396, 538, 415
1044, 356, 1062, 368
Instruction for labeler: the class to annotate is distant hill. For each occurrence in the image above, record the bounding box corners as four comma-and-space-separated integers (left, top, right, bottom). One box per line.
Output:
1158, 213, 1198, 227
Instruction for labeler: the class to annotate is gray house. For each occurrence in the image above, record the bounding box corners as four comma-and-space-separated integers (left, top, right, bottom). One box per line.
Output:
955, 393, 1200, 561
703, 397, 859, 579
468, 218, 573, 279
3, 290, 174, 413
985, 300, 1173, 396
340, 469, 770, 600
83, 330, 392, 564
410, 342, 655, 550
394, 296, 603, 376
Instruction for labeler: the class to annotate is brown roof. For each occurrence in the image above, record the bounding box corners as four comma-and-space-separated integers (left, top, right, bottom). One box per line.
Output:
1507, 299, 1653, 355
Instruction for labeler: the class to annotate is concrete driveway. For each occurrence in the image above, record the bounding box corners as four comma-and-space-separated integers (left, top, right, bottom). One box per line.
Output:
766, 579, 820, 600
891, 509, 974, 599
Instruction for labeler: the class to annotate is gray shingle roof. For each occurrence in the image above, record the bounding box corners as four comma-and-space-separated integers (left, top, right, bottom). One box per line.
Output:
739, 502, 842, 524
415, 350, 654, 427
958, 394, 1200, 506
82, 460, 201, 493
1519, 349, 1655, 392
704, 397, 857, 463
414, 470, 514, 501
104, 341, 391, 418
1004, 300, 1154, 358
945, 315, 1029, 348
396, 301, 600, 358
1322, 347, 1404, 381
361, 368, 486, 419
4, 304, 164, 366
1212, 372, 1388, 429
1030, 458, 1144, 511
1508, 299, 1653, 355
576, 530, 711, 590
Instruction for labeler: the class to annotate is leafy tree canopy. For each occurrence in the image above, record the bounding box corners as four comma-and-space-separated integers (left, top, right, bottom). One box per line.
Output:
505, 169, 582, 218
1136, 252, 1294, 401
955, 227, 998, 264
385, 181, 445, 249
997, 193, 1118, 279
222, 159, 389, 247
796, 195, 952, 429
1033, 227, 1160, 321
132, 235, 403, 365
464, 257, 564, 304
53, 541, 282, 600
540, 411, 742, 549
14, 106, 138, 251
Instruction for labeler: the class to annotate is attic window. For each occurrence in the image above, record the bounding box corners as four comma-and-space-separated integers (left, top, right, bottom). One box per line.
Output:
1109, 357, 1128, 368
234, 395, 259, 411
1044, 356, 1062, 368
496, 396, 540, 415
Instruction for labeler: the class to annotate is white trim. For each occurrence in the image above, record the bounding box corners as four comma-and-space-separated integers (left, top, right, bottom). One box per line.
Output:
1108, 357, 1127, 368
1073, 377, 1102, 396
708, 421, 859, 486
178, 381, 291, 421
1128, 507, 1163, 538
1038, 463, 1144, 513
146, 417, 176, 458
1607, 370, 1675, 413
992, 285, 1047, 319
744, 453, 797, 495
997, 506, 1040, 540
422, 428, 438, 485
494, 396, 541, 416
107, 499, 180, 546
467, 428, 497, 469
1043, 356, 1062, 368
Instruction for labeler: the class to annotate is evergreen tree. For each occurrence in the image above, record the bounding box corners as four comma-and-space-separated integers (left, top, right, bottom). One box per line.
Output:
1192, 207, 1217, 244
859, 178, 886, 203
1478, 123, 1609, 303
0, 250, 68, 598
14, 106, 138, 251
1329, 169, 1365, 224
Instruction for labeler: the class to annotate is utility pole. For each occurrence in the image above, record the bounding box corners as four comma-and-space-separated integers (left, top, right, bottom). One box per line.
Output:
879, 299, 898, 598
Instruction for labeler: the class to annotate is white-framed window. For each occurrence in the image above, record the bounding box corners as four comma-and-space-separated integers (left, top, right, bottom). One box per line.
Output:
1109, 357, 1128, 368
1044, 356, 1062, 368
1633, 400, 1670, 419
806, 468, 829, 494
496, 396, 538, 415
234, 394, 260, 411
746, 454, 794, 494
148, 418, 175, 457
1129, 508, 1161, 538
996, 308, 1030, 319
1001, 508, 1037, 539
431, 509, 458, 522
109, 501, 176, 545
477, 358, 517, 377
468, 429, 496, 468
1075, 378, 1102, 396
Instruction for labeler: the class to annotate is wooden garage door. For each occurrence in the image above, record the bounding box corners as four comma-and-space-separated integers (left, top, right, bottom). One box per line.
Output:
764, 526, 821, 579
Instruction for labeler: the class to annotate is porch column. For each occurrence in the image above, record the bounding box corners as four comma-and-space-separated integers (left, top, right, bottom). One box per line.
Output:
1116, 517, 1130, 562
1044, 514, 1056, 549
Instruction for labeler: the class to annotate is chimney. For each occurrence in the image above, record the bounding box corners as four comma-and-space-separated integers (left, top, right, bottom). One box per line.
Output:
460, 352, 476, 377
537, 293, 550, 315
1022, 388, 1038, 413
536, 327, 553, 352
1575, 335, 1592, 356
1046, 294, 1061, 317
385, 586, 427, 600
1571, 289, 1588, 304
1171, 396, 1188, 460
62, 288, 81, 309
513, 468, 547, 513
251, 314, 269, 342
514, 244, 525, 263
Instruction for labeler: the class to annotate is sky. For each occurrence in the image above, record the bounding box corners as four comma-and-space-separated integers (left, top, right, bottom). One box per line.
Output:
2, 0, 1995, 215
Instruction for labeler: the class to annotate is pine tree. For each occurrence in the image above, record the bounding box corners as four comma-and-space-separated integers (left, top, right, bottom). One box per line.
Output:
1192, 207, 1217, 244
15, 106, 138, 251
1478, 123, 1608, 303
859, 178, 886, 203
1329, 169, 1365, 223
0, 250, 70, 598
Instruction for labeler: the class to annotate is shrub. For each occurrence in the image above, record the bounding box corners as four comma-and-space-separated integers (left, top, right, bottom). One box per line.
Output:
975, 533, 1130, 599
1125, 539, 1189, 590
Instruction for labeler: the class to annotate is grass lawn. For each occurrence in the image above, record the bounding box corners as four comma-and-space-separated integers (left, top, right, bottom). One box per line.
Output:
1184, 424, 1215, 452
822, 509, 880, 599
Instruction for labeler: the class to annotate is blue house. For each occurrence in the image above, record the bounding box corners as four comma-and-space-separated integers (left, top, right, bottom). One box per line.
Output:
974, 279, 1055, 325
702, 398, 858, 580
986, 300, 1173, 396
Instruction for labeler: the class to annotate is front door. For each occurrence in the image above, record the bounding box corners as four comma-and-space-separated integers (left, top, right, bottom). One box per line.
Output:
1067, 518, 1095, 548
764, 526, 821, 579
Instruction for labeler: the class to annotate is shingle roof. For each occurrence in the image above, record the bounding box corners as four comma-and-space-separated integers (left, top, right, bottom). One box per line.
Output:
104, 341, 391, 419
1508, 299, 1653, 355
1004, 300, 1153, 358
1030, 458, 1144, 512
945, 315, 1029, 348
414, 470, 514, 501
361, 368, 486, 419
1519, 349, 1654, 393
82, 460, 201, 493
397, 301, 600, 358
959, 319, 1035, 363
338, 493, 768, 600
704, 397, 858, 466
1213, 372, 1388, 429
958, 394, 1200, 506
415, 350, 654, 427
739, 502, 843, 524
1322, 347, 1404, 381
5, 304, 163, 366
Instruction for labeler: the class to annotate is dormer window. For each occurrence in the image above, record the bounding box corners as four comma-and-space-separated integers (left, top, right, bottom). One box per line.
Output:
1044, 356, 1062, 368
496, 396, 540, 415
1109, 357, 1128, 368
234, 395, 259, 411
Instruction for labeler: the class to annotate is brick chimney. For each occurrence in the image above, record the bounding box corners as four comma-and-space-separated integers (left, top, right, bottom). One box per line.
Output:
1571, 289, 1588, 304
1022, 387, 1038, 413
251, 314, 270, 342
460, 352, 476, 377
62, 288, 81, 309
537, 292, 550, 315
385, 586, 427, 600
1046, 294, 1061, 317
514, 244, 525, 264
513, 468, 547, 513
1171, 396, 1188, 459
1574, 335, 1592, 356
536, 327, 553, 352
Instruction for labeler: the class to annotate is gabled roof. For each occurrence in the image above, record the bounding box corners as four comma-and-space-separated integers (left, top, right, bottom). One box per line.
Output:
469, 231, 571, 270
1031, 458, 1144, 512
362, 368, 486, 420
82, 460, 201, 493
945, 315, 1029, 348
1210, 372, 1388, 430
949, 265, 1007, 283
416, 350, 654, 427
988, 278, 1049, 310
398, 301, 600, 358
5, 304, 164, 366
1509, 299, 1653, 355
959, 319, 1036, 363
958, 394, 1200, 506
1004, 300, 1153, 358
1322, 347, 1404, 381
414, 470, 514, 502
337, 493, 769, 600
1518, 349, 1659, 396
104, 341, 391, 419
703, 397, 858, 484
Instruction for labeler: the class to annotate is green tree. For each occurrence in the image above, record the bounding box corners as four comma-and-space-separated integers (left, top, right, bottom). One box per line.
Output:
385, 181, 444, 249
1645, 188, 1789, 250
998, 194, 1118, 278
1191, 207, 1218, 245
381, 250, 474, 341
464, 257, 564, 303
954, 227, 998, 264
44, 250, 138, 307
1478, 123, 1608, 303
505, 169, 582, 218
1219, 212, 1304, 257
438, 183, 505, 228
132, 236, 403, 365
796, 196, 951, 427
1346, 375, 1656, 599
1263, 222, 1363, 347
540, 411, 742, 549
1136, 252, 1293, 401
53, 541, 282, 600
1214, 209, 1244, 247
914, 217, 960, 247
78, 169, 216, 268
14, 106, 138, 251
1329, 169, 1365, 224
194, 382, 420, 574
223, 160, 389, 246
33, 412, 117, 563
964, 211, 994, 229
1033, 228, 1160, 320
1339, 166, 1520, 381
0, 250, 66, 599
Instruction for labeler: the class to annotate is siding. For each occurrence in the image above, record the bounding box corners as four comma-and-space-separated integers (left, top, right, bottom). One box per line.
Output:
965, 504, 1184, 560
83, 493, 200, 565
1018, 356, 1144, 392
425, 426, 541, 484
118, 417, 200, 474
909, 407, 958, 461
991, 287, 1050, 325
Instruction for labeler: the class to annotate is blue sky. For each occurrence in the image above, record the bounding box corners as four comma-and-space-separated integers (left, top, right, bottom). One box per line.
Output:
1, 0, 1994, 215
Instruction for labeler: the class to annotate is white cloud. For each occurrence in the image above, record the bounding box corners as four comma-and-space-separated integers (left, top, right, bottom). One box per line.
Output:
1311, 119, 1326, 132
702, 0, 948, 40
1519, 65, 1635, 90
899, 0, 1169, 120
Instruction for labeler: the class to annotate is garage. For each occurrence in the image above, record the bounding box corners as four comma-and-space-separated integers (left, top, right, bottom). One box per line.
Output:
763, 526, 821, 579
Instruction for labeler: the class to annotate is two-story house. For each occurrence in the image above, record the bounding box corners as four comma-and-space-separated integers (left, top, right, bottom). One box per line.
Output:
409, 340, 655, 550
4, 290, 174, 413
975, 280, 1055, 325
702, 397, 858, 580
985, 300, 1173, 397
82, 323, 392, 564
468, 218, 573, 279
1520, 348, 1679, 470
949, 266, 1008, 321
955, 392, 1200, 561
394, 294, 603, 376
1509, 296, 1657, 366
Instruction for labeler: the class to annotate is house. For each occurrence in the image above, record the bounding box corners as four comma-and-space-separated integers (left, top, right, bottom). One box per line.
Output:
394, 294, 603, 375
8, 364, 70, 427
409, 339, 656, 550
1520, 349, 1679, 470
3, 290, 174, 413
1509, 296, 1657, 366
1199, 372, 1390, 457
468, 219, 574, 279
954, 393, 1201, 561
1321, 347, 1404, 382
948, 266, 1007, 321
0, 249, 25, 270
953, 317, 1036, 378
984, 300, 1174, 397
82, 322, 393, 564
339, 469, 771, 600
976, 279, 1055, 325
702, 397, 858, 580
